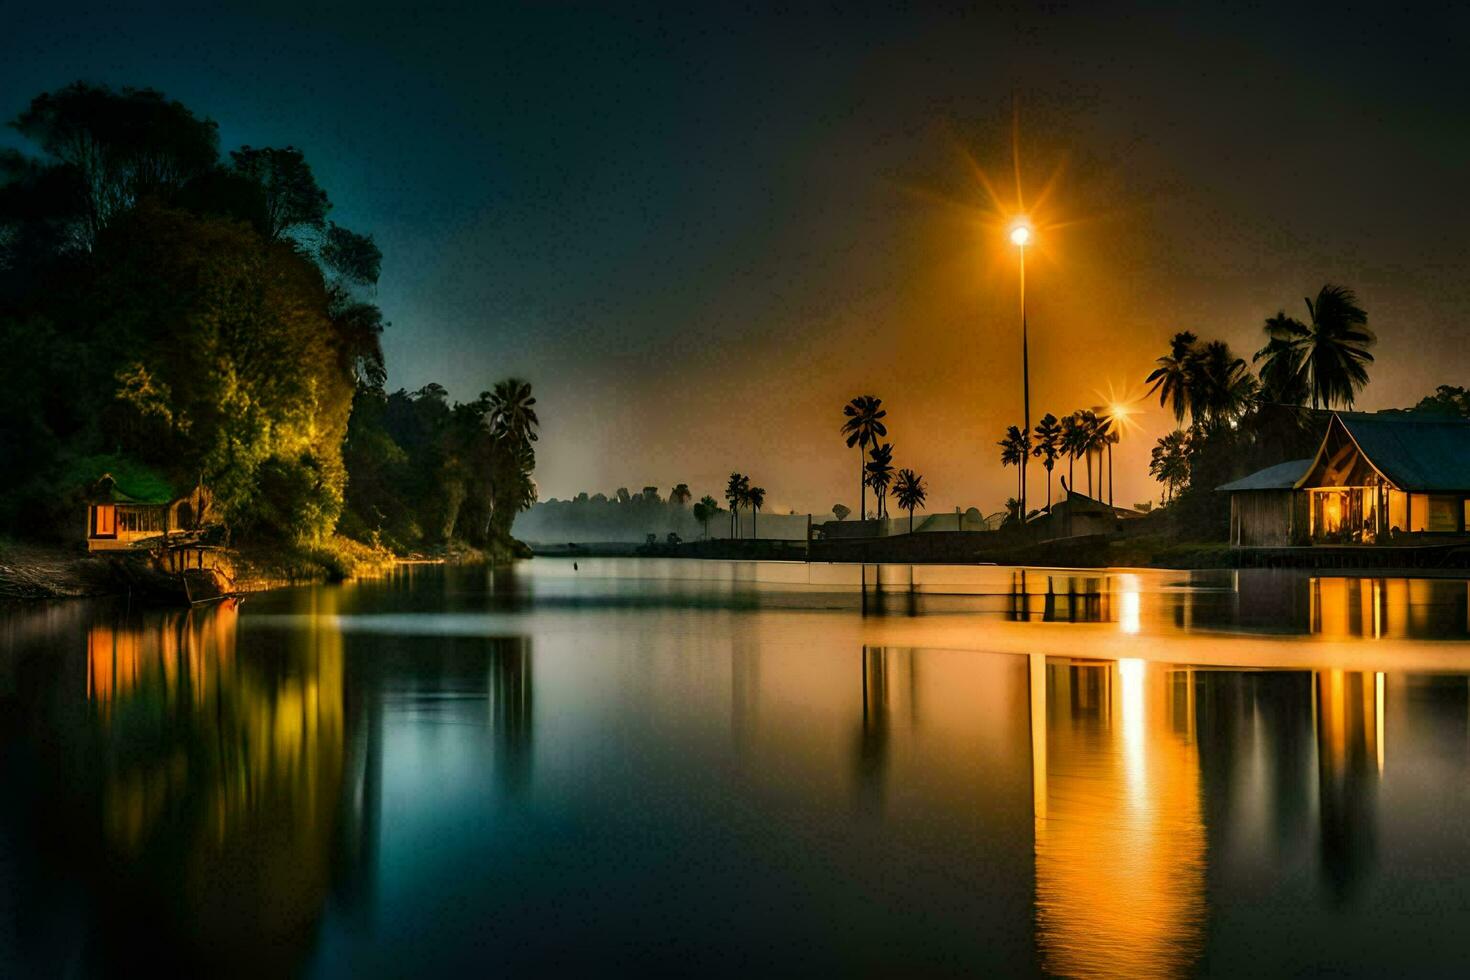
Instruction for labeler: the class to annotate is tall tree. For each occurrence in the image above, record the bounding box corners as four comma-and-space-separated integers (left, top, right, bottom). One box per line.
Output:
1254, 284, 1374, 409
1145, 331, 1199, 425
724, 472, 747, 537
998, 426, 1029, 520
228, 146, 329, 241
1031, 413, 1062, 512
1150, 430, 1191, 503
694, 495, 718, 539
746, 486, 765, 538
841, 395, 886, 520
1059, 412, 1088, 497
893, 468, 927, 533
865, 443, 895, 519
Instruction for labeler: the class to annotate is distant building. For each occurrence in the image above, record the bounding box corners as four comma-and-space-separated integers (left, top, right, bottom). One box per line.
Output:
1219, 412, 1470, 546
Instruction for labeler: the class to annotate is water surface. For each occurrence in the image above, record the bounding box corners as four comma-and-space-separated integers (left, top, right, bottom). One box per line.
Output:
5, 560, 1470, 976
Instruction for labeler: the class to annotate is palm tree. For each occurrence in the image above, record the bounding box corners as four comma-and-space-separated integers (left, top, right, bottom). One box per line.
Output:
1145, 331, 1199, 424
1150, 431, 1190, 503
746, 486, 765, 538
841, 396, 887, 520
1254, 284, 1374, 409
893, 468, 927, 532
998, 426, 1029, 520
1091, 409, 1120, 509
694, 495, 718, 538
1191, 340, 1257, 426
1072, 409, 1102, 497
670, 483, 692, 507
485, 378, 539, 446
865, 443, 895, 519
724, 472, 748, 537
1059, 412, 1088, 497
1031, 413, 1062, 512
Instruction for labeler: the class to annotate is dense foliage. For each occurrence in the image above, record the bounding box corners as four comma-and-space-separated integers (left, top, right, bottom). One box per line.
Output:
0, 82, 536, 551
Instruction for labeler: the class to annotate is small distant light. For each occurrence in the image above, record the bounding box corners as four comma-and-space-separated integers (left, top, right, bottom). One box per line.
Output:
1010, 224, 1031, 247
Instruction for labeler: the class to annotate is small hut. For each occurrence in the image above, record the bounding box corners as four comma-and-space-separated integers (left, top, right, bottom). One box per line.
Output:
76, 456, 211, 551
1218, 459, 1313, 546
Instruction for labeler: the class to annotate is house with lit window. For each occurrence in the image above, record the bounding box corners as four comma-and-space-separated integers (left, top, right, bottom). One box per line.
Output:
77, 457, 211, 551
1220, 412, 1470, 547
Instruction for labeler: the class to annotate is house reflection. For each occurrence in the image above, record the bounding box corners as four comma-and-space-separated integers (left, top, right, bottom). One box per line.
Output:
68, 593, 352, 973
1315, 669, 1383, 905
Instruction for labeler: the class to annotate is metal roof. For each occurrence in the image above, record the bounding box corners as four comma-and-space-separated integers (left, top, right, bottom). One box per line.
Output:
1300, 413, 1470, 492
1217, 458, 1313, 493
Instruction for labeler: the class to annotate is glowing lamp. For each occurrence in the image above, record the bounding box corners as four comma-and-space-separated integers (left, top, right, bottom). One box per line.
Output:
1009, 224, 1032, 247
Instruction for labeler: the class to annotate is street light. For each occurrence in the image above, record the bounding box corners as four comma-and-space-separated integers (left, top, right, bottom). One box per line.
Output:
1011, 220, 1032, 522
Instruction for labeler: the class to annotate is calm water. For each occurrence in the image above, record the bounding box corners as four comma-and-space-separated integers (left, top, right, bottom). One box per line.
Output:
6, 560, 1470, 977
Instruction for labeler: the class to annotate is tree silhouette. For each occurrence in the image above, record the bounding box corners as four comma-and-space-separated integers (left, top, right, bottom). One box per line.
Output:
841, 396, 887, 520
1150, 431, 1190, 503
746, 486, 765, 538
670, 483, 692, 507
893, 469, 927, 533
1145, 331, 1199, 425
865, 443, 895, 519
1254, 284, 1374, 409
724, 473, 745, 537
695, 494, 719, 538
998, 426, 1030, 520
1031, 413, 1062, 513
1059, 412, 1088, 497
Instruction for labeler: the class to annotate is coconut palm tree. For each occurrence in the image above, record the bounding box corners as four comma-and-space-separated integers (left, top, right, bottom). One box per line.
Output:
1254, 284, 1374, 409
724, 472, 748, 537
841, 395, 887, 520
1191, 340, 1257, 426
1071, 409, 1102, 497
1150, 431, 1190, 503
1145, 331, 1199, 424
485, 378, 539, 445
893, 468, 927, 532
1059, 411, 1088, 496
1031, 413, 1062, 512
998, 426, 1029, 520
865, 443, 895, 519
694, 495, 718, 538
746, 486, 765, 538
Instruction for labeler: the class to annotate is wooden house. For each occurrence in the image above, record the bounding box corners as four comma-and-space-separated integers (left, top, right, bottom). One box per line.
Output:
82, 461, 211, 552
1220, 412, 1470, 547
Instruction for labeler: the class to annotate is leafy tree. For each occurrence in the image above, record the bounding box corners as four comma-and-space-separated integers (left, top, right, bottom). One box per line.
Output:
11, 82, 219, 245
841, 395, 886, 520
228, 146, 329, 241
1031, 413, 1062, 512
893, 469, 927, 532
321, 223, 382, 287
670, 483, 692, 507
694, 495, 719, 538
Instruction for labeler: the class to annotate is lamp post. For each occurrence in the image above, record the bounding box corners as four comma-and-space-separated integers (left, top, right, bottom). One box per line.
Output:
1010, 222, 1032, 523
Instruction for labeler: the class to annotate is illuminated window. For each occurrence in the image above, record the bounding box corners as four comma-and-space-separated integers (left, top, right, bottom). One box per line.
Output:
1388, 490, 1407, 533
1428, 496, 1460, 532
93, 505, 116, 536
1410, 494, 1429, 532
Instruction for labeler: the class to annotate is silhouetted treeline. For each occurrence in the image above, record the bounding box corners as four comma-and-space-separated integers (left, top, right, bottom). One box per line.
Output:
514, 487, 713, 543
0, 82, 536, 551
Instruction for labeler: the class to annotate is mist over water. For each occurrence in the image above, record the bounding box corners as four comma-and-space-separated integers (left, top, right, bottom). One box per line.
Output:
6, 560, 1470, 976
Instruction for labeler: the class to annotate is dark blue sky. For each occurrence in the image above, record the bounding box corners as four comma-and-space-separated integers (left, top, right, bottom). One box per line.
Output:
5, 2, 1468, 511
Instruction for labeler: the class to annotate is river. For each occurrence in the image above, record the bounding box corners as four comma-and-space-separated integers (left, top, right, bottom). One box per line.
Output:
5, 559, 1470, 976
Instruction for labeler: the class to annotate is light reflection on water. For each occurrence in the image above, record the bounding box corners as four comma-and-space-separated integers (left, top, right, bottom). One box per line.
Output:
4, 560, 1470, 976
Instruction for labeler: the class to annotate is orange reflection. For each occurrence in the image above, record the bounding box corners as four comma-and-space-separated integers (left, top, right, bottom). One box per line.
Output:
1033, 658, 1205, 979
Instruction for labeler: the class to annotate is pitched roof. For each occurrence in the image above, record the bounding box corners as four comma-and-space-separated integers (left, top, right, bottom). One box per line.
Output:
65, 454, 179, 505
1217, 458, 1313, 493
1303, 413, 1470, 491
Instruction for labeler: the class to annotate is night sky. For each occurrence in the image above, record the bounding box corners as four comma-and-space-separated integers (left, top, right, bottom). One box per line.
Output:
5, 2, 1468, 513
